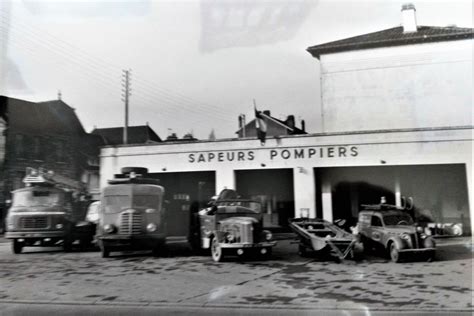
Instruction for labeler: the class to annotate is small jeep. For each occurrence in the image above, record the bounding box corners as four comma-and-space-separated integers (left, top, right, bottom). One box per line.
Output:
358, 204, 436, 262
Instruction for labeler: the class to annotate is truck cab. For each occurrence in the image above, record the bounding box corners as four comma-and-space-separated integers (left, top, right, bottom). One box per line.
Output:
5, 168, 90, 253
97, 168, 171, 257
197, 189, 276, 262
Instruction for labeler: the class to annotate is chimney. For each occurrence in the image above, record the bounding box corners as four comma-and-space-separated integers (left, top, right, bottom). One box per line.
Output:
286, 115, 295, 129
401, 3, 417, 33
263, 110, 271, 116
301, 119, 306, 132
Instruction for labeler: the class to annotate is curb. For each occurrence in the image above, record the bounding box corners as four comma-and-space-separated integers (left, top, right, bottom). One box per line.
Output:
0, 299, 472, 313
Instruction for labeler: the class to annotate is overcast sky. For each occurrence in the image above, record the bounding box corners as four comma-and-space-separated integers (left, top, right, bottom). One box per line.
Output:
0, 0, 472, 139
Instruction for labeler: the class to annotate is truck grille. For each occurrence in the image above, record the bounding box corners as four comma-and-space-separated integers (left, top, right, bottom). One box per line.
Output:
120, 211, 142, 235
19, 216, 48, 229
409, 233, 420, 248
240, 223, 254, 243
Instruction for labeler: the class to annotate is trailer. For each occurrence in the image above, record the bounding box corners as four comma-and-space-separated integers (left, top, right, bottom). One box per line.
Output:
289, 217, 361, 261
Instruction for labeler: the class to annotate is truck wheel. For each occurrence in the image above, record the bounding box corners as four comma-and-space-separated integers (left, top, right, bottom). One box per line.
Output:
298, 244, 308, 257
63, 238, 73, 252
12, 239, 23, 254
80, 238, 92, 249
361, 235, 372, 253
152, 242, 166, 257
99, 241, 110, 258
263, 247, 272, 259
211, 237, 224, 262
389, 243, 401, 263
426, 251, 436, 262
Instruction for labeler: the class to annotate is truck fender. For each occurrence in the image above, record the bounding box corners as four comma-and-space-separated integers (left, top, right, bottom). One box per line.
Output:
386, 237, 405, 251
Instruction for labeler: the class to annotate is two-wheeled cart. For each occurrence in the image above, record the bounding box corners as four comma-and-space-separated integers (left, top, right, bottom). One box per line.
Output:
289, 218, 360, 261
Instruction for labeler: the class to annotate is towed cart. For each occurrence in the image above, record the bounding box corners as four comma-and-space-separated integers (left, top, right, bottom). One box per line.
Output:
289, 217, 361, 260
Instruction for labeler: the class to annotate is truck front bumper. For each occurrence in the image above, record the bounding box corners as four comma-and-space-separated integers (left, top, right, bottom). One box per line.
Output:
98, 234, 166, 249
220, 241, 276, 249
399, 247, 436, 254
5, 231, 66, 239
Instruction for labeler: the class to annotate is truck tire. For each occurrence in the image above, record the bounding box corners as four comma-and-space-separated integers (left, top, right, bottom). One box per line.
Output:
263, 247, 272, 259
211, 237, 224, 262
298, 244, 308, 257
63, 238, 73, 252
389, 243, 401, 263
12, 239, 23, 254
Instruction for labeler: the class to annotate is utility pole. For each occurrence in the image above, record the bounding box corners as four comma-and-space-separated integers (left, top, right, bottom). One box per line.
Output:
121, 69, 132, 145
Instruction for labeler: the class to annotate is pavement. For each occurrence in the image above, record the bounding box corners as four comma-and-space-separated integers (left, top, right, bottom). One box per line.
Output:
0, 234, 472, 315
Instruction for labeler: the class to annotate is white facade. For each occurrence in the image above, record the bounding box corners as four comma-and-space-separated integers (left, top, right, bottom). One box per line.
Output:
319, 40, 473, 132
100, 127, 473, 233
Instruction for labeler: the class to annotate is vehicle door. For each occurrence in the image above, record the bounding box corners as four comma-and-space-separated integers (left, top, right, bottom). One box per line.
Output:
370, 215, 384, 244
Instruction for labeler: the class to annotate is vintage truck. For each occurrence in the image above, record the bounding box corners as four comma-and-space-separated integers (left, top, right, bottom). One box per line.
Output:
96, 167, 193, 258
5, 167, 92, 253
358, 204, 436, 262
196, 189, 276, 262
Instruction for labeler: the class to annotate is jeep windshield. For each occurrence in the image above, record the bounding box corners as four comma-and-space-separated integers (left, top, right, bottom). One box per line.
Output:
11, 190, 62, 209
104, 195, 160, 213
383, 213, 414, 226
215, 201, 261, 214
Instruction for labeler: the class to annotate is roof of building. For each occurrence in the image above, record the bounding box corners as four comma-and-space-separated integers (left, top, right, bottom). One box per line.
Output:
307, 26, 474, 59
0, 96, 86, 135
91, 125, 162, 145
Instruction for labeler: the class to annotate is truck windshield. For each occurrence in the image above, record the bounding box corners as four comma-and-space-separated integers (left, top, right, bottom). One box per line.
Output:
383, 214, 414, 226
216, 201, 262, 213
12, 190, 62, 208
104, 195, 160, 213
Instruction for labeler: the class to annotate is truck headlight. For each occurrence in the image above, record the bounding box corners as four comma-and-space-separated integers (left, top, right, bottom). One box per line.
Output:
416, 226, 423, 233
264, 231, 272, 241
225, 233, 235, 242
401, 234, 410, 241
104, 224, 116, 234
55, 223, 64, 229
147, 223, 157, 232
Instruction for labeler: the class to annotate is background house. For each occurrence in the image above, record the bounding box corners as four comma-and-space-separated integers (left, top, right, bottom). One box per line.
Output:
91, 125, 162, 145
307, 4, 473, 133
0, 96, 102, 228
236, 111, 306, 139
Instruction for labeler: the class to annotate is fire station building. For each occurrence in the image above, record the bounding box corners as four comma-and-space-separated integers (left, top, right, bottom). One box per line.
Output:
100, 5, 473, 234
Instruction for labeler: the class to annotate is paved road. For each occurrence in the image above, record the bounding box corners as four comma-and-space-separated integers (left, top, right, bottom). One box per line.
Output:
0, 236, 472, 315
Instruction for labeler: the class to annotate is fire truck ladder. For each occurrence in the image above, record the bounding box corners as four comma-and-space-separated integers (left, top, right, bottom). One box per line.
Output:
23, 167, 86, 193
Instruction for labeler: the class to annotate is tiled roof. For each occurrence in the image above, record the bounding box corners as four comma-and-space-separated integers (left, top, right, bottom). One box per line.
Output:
307, 26, 473, 58
91, 125, 162, 145
0, 96, 86, 135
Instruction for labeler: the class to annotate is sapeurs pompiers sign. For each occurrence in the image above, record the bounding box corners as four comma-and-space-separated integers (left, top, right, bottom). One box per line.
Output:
188, 146, 358, 163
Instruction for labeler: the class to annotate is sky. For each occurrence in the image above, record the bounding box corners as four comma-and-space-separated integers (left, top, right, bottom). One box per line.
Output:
0, 0, 472, 139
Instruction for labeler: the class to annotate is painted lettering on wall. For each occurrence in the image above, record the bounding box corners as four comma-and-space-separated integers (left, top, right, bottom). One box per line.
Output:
189, 151, 255, 163
188, 146, 358, 163
269, 146, 358, 160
